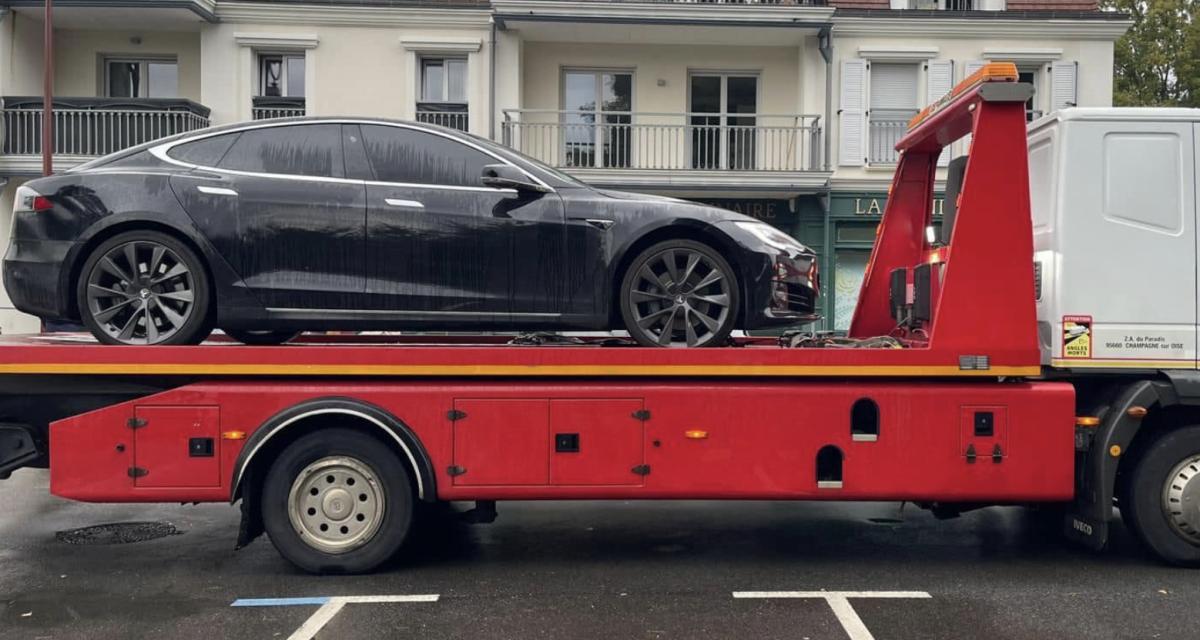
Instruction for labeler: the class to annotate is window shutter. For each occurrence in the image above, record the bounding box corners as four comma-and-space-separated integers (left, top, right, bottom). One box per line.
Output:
959, 60, 986, 157
1050, 61, 1077, 112
926, 59, 954, 167
839, 59, 867, 167
870, 63, 920, 112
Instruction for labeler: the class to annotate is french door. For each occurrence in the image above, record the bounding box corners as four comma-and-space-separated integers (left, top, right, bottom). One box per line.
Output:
690, 73, 758, 170
562, 70, 632, 168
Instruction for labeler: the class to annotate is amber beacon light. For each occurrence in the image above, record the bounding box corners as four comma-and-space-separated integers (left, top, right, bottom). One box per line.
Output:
908, 62, 1020, 130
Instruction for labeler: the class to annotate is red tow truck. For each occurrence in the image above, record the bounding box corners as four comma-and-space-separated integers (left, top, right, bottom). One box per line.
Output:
2, 64, 1196, 573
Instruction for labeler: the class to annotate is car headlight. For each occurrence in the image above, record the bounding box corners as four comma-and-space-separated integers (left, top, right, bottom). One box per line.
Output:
730, 221, 808, 252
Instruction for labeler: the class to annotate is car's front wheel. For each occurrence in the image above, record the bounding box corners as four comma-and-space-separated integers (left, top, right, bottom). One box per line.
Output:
76, 230, 213, 345
619, 239, 739, 347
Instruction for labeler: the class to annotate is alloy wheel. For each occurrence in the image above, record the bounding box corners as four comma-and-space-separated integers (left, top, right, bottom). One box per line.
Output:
1163, 454, 1200, 545
84, 240, 197, 345
628, 247, 733, 347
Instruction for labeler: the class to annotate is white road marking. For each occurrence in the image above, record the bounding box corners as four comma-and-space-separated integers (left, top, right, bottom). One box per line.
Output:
233, 594, 439, 640
733, 591, 932, 640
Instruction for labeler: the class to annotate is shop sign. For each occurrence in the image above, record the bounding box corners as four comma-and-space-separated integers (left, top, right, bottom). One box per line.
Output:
831, 194, 944, 218
692, 199, 797, 226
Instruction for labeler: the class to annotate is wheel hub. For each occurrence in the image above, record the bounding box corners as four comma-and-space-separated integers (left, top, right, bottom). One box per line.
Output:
84, 240, 196, 345
629, 247, 732, 347
1163, 455, 1200, 545
287, 456, 385, 554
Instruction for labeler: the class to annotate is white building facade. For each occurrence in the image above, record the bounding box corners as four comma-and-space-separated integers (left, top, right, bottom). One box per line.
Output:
0, 0, 1129, 333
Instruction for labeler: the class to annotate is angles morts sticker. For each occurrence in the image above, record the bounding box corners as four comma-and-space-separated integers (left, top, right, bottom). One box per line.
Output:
1062, 315, 1092, 359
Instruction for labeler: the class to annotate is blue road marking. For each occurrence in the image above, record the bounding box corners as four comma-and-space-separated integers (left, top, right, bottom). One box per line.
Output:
231, 597, 331, 607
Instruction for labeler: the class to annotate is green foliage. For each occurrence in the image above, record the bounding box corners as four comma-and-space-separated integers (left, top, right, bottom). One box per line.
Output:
1103, 0, 1198, 107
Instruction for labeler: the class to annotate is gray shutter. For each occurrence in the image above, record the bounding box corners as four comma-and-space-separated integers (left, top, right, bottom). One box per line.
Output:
1050, 61, 1078, 112
959, 60, 986, 157
926, 59, 954, 167
839, 59, 867, 167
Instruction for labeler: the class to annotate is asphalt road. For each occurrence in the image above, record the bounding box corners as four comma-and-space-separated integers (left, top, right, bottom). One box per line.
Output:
1, 468, 1196, 640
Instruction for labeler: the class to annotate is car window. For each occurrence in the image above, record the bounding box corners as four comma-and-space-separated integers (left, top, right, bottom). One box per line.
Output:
167, 133, 240, 166
360, 124, 494, 187
341, 124, 375, 181
219, 124, 345, 179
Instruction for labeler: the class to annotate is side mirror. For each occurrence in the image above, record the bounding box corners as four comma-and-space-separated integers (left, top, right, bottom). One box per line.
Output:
481, 164, 549, 193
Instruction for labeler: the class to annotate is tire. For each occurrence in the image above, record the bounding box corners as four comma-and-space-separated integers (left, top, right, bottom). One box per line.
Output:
76, 229, 213, 345
261, 428, 414, 574
225, 329, 301, 346
1120, 425, 1200, 567
619, 239, 739, 347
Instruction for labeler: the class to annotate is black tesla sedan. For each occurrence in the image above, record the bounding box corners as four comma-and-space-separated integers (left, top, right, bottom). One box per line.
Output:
3, 118, 818, 347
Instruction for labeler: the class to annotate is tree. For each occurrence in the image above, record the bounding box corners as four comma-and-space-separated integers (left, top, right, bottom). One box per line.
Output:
1103, 0, 1197, 107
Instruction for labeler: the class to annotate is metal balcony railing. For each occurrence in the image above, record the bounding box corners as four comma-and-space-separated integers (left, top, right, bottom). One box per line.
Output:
502, 110, 823, 172
416, 109, 469, 132
571, 0, 827, 4
252, 96, 306, 120
0, 97, 210, 157
867, 117, 911, 165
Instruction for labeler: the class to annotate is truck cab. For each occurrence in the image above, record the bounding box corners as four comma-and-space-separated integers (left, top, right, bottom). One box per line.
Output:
1027, 108, 1200, 370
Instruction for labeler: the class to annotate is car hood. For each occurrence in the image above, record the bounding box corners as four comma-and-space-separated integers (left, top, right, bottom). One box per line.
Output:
590, 188, 756, 223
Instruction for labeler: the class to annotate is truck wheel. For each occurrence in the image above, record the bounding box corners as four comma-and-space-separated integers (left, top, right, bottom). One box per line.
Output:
1121, 425, 1200, 566
619, 239, 739, 347
261, 428, 413, 574
77, 230, 213, 345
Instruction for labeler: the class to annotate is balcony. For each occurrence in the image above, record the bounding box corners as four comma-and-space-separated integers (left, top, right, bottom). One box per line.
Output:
0, 97, 210, 174
867, 118, 909, 165
502, 110, 827, 192
416, 105, 470, 132
252, 97, 307, 121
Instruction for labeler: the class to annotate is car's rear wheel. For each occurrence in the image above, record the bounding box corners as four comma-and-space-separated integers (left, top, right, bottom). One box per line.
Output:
225, 329, 301, 346
77, 230, 212, 345
619, 239, 739, 347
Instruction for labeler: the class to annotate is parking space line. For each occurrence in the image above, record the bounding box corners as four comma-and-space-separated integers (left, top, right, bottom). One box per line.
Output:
733, 591, 932, 640
231, 594, 439, 640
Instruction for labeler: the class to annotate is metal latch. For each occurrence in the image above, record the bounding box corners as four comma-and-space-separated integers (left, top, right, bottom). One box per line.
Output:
127, 417, 147, 429
965, 444, 977, 464
632, 464, 651, 476
447, 409, 467, 421
992, 444, 1003, 463
632, 409, 651, 421
446, 465, 466, 476
127, 467, 148, 478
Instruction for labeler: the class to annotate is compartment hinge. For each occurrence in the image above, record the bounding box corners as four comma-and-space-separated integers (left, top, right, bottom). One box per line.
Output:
447, 409, 467, 421
127, 417, 147, 429
631, 464, 651, 476
632, 409, 651, 421
127, 466, 148, 478
446, 465, 467, 477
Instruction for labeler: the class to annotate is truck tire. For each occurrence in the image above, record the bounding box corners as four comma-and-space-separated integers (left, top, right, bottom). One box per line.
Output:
1121, 425, 1200, 567
261, 428, 413, 574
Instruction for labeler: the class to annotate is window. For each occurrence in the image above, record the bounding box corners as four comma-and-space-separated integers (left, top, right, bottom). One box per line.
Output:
167, 133, 241, 166
867, 62, 919, 164
259, 54, 305, 97
1018, 69, 1041, 121
359, 124, 495, 187
219, 124, 343, 178
561, 70, 632, 168
105, 58, 178, 98
417, 58, 469, 131
690, 73, 758, 170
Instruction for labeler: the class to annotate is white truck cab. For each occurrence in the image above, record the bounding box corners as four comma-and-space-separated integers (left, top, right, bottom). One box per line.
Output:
1028, 108, 1200, 371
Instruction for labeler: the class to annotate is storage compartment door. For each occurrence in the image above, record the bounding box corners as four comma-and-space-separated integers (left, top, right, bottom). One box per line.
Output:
133, 406, 220, 488
550, 399, 645, 486
452, 399, 549, 486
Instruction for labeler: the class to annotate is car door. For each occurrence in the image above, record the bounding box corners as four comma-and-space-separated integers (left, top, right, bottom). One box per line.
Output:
170, 123, 366, 311
350, 123, 565, 319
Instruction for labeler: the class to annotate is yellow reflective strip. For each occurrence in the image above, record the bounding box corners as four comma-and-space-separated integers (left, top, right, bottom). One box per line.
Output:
0, 363, 1042, 377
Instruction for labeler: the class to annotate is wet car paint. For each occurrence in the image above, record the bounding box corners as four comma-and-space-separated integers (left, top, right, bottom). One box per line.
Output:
3, 118, 818, 333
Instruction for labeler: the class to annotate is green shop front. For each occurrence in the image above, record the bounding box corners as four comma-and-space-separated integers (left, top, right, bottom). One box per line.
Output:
694, 192, 942, 332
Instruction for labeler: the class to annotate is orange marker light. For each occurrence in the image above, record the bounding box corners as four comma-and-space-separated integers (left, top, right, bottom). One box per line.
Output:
908, 62, 1019, 130
685, 430, 709, 440
222, 431, 247, 440
1075, 416, 1100, 428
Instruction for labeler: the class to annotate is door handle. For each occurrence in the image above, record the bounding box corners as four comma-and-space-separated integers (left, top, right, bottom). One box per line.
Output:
384, 198, 425, 209
197, 185, 237, 197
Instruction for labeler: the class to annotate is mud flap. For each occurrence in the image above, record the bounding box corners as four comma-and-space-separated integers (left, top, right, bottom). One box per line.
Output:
0, 423, 42, 479
235, 465, 265, 550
